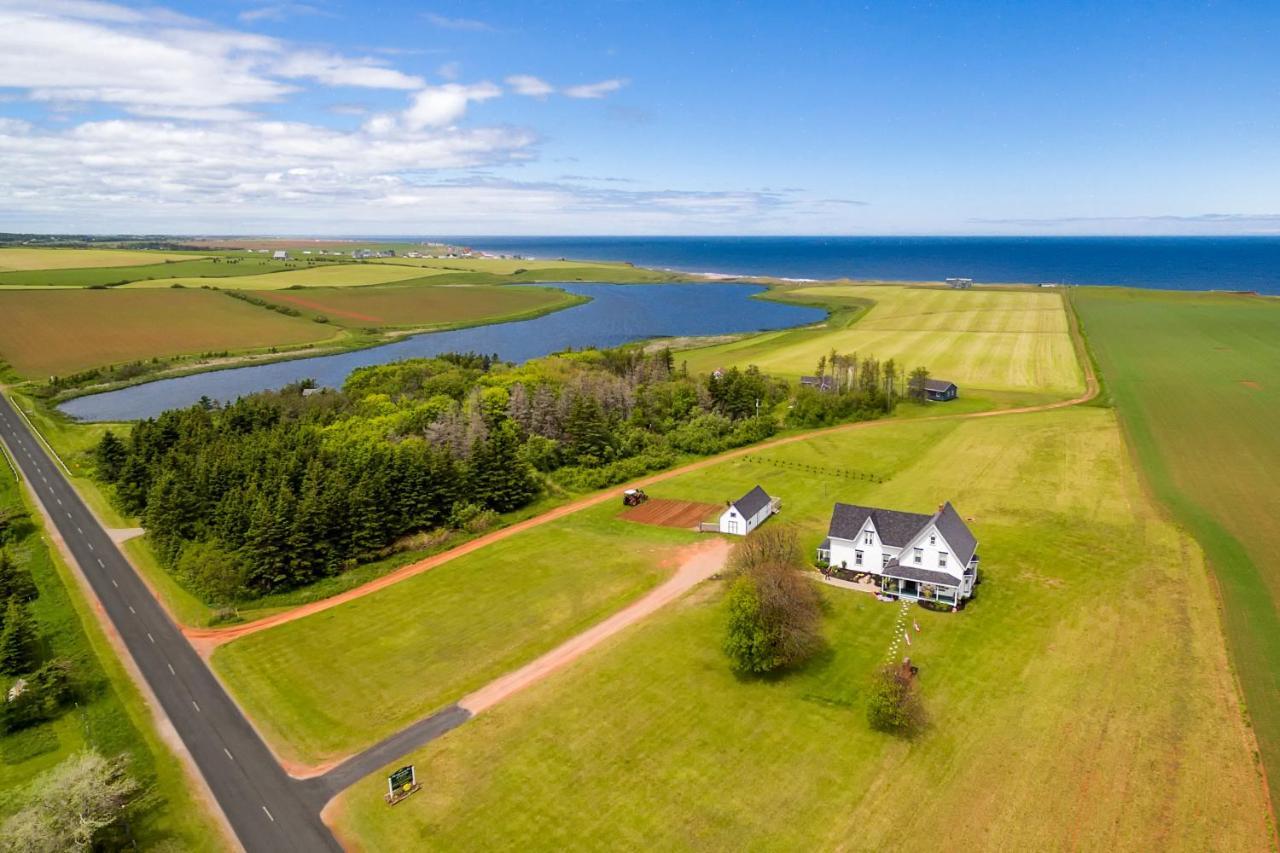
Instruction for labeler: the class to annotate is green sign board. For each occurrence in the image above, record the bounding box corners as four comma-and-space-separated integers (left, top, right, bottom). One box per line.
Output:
388, 765, 416, 797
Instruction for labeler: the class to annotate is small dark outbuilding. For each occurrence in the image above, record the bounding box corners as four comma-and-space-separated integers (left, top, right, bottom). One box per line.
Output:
924, 379, 958, 402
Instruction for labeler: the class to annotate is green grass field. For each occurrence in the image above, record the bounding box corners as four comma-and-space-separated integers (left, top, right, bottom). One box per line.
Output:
122, 262, 448, 290
0, 248, 200, 272
680, 285, 1084, 394
211, 511, 684, 766
332, 407, 1269, 850
0, 449, 224, 849
250, 283, 577, 329
0, 257, 301, 287
1073, 286, 1280, 817
0, 289, 337, 377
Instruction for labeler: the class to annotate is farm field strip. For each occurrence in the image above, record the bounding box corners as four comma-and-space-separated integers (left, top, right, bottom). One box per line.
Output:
0, 258, 304, 287
0, 288, 337, 377
0, 247, 202, 271
121, 262, 449, 289
1072, 286, 1280, 818
331, 406, 1270, 850
678, 284, 1084, 393
251, 283, 576, 329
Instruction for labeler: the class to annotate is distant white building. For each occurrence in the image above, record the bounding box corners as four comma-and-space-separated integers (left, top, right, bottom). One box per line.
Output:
946, 277, 973, 289
718, 485, 779, 536
272, 250, 288, 260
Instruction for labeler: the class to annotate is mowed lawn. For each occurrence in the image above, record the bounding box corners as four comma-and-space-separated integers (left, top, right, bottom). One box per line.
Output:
0, 247, 199, 271
680, 285, 1083, 394
0, 289, 335, 376
210, 512, 687, 766
250, 283, 576, 329
1073, 286, 1280, 816
122, 262, 449, 290
333, 408, 1269, 851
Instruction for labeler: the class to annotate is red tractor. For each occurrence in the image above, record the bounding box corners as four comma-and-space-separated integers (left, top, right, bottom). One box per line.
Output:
622, 488, 649, 507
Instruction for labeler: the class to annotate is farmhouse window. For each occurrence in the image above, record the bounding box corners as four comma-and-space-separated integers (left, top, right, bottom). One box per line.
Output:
855, 550, 863, 566
882, 554, 890, 568
929, 534, 936, 545
864, 531, 873, 544
939, 552, 948, 568
913, 547, 923, 564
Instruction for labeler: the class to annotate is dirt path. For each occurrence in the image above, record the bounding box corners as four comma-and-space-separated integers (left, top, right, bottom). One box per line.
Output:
459, 537, 731, 716
185, 293, 1098, 650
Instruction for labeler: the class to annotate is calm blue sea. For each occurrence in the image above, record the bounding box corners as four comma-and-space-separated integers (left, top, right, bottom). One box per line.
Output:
446, 236, 1280, 294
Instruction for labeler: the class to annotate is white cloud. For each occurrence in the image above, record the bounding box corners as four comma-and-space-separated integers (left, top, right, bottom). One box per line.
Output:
272, 52, 424, 90
422, 12, 491, 32
239, 3, 330, 24
437, 61, 461, 80
397, 82, 502, 130
505, 75, 555, 98
0, 0, 425, 119
563, 78, 628, 99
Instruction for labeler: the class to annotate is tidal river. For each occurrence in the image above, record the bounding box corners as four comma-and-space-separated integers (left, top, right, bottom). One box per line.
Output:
60, 283, 825, 422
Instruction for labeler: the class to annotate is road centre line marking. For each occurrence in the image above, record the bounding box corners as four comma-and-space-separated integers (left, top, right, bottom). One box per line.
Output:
262, 806, 274, 822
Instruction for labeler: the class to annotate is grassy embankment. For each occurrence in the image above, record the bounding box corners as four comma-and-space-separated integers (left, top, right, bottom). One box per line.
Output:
331, 405, 1270, 851
0, 444, 226, 849
1072, 286, 1280, 817
679, 284, 1084, 400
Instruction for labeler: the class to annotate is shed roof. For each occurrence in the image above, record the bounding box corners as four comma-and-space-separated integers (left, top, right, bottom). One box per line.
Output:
924, 379, 957, 392
733, 485, 772, 518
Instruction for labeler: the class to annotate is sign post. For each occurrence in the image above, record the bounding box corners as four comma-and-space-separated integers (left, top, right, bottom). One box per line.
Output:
385, 764, 420, 805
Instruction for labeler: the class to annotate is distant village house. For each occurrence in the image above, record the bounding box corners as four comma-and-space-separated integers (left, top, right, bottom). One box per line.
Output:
946, 277, 973, 289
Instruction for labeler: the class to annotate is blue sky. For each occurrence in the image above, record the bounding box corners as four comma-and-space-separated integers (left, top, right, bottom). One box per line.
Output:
0, 0, 1277, 235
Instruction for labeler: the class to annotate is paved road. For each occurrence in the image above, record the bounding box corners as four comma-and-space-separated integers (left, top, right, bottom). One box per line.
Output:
0, 395, 340, 853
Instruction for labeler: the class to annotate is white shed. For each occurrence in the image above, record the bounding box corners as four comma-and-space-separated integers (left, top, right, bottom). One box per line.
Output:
272, 250, 288, 260
718, 485, 777, 536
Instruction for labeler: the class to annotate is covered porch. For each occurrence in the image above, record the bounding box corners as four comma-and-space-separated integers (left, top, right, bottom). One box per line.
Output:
878, 575, 961, 607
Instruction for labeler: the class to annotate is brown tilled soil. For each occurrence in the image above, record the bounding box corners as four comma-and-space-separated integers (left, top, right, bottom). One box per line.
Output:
620, 497, 721, 528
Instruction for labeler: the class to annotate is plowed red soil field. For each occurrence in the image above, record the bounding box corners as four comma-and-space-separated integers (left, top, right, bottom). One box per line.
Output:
619, 498, 720, 528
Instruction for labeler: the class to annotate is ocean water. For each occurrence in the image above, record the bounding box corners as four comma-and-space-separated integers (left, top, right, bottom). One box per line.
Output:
453, 236, 1280, 294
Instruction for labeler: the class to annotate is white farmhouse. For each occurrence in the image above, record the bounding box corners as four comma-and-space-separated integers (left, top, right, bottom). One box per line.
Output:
818, 501, 978, 607
718, 485, 778, 536
272, 250, 288, 260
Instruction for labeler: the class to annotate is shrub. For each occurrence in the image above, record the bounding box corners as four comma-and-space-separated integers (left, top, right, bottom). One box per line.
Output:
722, 526, 823, 674
866, 662, 927, 737
0, 750, 142, 852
